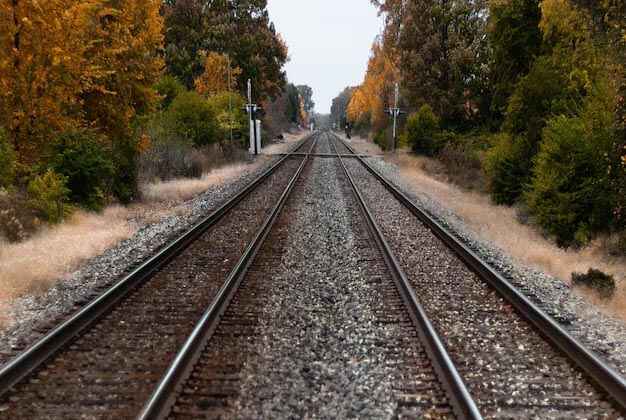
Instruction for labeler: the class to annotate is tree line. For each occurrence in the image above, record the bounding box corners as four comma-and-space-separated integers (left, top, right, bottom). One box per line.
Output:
0, 0, 312, 242
333, 0, 625, 249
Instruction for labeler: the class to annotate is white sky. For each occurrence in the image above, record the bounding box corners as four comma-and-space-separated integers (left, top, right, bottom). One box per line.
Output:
267, 0, 383, 113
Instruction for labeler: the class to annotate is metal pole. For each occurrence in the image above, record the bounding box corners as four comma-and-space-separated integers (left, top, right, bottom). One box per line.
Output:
392, 82, 399, 152
247, 79, 258, 155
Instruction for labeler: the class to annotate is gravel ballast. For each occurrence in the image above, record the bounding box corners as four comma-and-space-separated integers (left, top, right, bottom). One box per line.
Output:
172, 140, 452, 418
343, 152, 620, 417
357, 153, 626, 379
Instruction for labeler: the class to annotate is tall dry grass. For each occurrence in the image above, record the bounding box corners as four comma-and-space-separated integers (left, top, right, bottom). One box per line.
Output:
0, 207, 133, 302
140, 163, 255, 203
388, 152, 626, 320
261, 131, 309, 155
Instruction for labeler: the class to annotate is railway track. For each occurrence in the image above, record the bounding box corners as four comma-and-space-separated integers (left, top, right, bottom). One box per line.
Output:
0, 130, 624, 418
0, 134, 317, 418
138, 132, 469, 418
331, 132, 626, 418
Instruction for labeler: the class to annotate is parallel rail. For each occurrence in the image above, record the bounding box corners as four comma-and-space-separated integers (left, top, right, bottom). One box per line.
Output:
330, 136, 482, 420
0, 133, 317, 397
331, 132, 626, 413
137, 137, 318, 420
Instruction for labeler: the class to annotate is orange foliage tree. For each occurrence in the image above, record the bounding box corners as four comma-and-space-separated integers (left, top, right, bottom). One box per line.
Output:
346, 38, 398, 130
194, 52, 242, 97
0, 0, 92, 162
0, 0, 163, 163
80, 0, 163, 140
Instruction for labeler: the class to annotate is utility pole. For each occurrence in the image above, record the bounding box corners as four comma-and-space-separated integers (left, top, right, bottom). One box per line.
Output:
385, 83, 404, 152
245, 79, 261, 155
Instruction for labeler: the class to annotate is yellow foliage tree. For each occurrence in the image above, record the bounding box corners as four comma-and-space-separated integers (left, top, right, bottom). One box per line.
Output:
0, 0, 93, 162
346, 39, 398, 130
81, 0, 164, 140
0, 0, 163, 164
194, 52, 242, 97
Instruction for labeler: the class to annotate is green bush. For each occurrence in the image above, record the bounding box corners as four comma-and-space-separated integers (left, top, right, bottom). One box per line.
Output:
0, 129, 16, 188
27, 169, 70, 224
49, 130, 115, 211
483, 133, 532, 205
155, 75, 186, 109
167, 92, 218, 147
571, 268, 616, 299
373, 129, 387, 151
206, 92, 247, 144
111, 136, 139, 204
405, 105, 441, 156
525, 112, 614, 246
505, 56, 574, 141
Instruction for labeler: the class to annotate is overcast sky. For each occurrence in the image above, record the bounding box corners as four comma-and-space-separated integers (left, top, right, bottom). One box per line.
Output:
267, 0, 383, 114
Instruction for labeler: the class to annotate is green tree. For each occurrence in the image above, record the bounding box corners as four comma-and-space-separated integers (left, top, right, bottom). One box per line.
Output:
163, 0, 288, 101
0, 128, 16, 188
488, 0, 543, 121
330, 87, 355, 128
405, 105, 441, 156
166, 91, 218, 147
206, 92, 248, 143
49, 130, 115, 211
375, 0, 490, 126
297, 85, 315, 112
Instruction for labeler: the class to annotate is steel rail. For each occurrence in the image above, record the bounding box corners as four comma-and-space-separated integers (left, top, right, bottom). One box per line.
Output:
329, 134, 482, 420
0, 133, 317, 397
137, 137, 318, 420
332, 132, 626, 413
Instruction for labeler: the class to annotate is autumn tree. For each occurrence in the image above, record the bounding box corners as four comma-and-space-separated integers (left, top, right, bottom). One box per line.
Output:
0, 0, 89, 162
80, 0, 163, 140
373, 0, 489, 126
194, 52, 242, 96
0, 0, 163, 204
163, 0, 288, 101
346, 38, 399, 131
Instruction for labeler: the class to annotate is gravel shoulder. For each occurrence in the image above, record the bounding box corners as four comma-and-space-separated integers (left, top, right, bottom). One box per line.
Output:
0, 136, 307, 361
340, 134, 626, 379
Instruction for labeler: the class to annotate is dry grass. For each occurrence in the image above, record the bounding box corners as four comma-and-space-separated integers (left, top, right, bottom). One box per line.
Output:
383, 151, 626, 320
0, 207, 133, 303
140, 163, 257, 203
338, 133, 385, 155
261, 131, 309, 155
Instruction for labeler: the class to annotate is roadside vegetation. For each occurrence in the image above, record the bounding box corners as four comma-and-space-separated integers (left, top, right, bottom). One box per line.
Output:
0, 0, 314, 242
0, 0, 314, 301
333, 0, 625, 296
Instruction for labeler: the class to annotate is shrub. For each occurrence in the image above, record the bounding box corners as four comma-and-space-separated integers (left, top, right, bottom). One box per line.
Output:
206, 92, 248, 145
49, 130, 115, 211
483, 133, 532, 205
505, 55, 575, 144
111, 136, 139, 205
27, 169, 71, 224
438, 134, 487, 191
405, 105, 441, 156
167, 91, 218, 147
525, 112, 614, 246
139, 138, 202, 182
155, 75, 186, 109
571, 268, 616, 299
373, 129, 388, 151
0, 129, 16, 188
